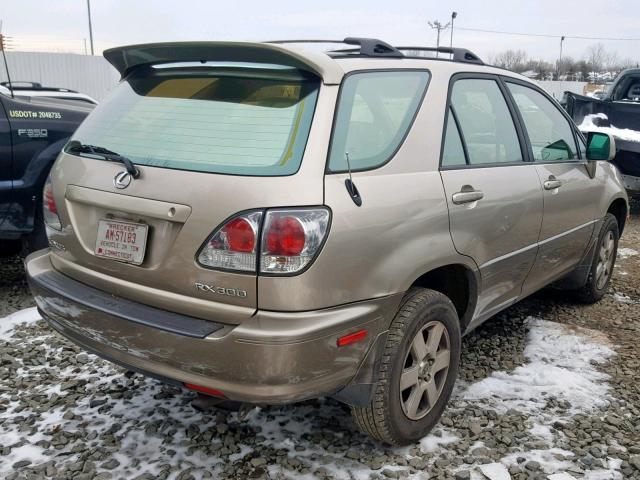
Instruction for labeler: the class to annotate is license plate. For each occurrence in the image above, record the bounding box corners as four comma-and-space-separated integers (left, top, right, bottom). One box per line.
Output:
94, 220, 148, 265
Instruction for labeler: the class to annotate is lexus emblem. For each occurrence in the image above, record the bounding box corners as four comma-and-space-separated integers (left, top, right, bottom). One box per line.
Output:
113, 171, 132, 189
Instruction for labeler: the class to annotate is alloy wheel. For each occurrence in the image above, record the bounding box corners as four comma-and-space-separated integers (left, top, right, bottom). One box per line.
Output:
595, 230, 615, 290
399, 320, 451, 420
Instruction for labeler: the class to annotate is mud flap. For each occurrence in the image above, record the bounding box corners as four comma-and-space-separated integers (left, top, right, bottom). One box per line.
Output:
553, 218, 603, 290
331, 330, 388, 407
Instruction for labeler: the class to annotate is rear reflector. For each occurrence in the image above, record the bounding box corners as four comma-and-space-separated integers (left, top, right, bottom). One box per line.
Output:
184, 383, 225, 398
337, 329, 368, 347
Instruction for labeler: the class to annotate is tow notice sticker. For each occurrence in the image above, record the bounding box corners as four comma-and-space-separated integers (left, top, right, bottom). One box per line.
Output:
94, 219, 148, 265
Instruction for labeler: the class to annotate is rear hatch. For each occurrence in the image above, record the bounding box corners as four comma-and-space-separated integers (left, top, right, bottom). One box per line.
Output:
46, 50, 329, 324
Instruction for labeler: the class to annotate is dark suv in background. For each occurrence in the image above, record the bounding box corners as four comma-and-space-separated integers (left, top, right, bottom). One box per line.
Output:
0, 85, 92, 253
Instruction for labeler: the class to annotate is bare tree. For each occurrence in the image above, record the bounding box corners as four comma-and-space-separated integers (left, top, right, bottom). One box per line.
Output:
556, 55, 576, 79
486, 44, 638, 79
586, 43, 608, 72
525, 58, 554, 79
605, 51, 620, 70
619, 57, 640, 69
489, 49, 528, 72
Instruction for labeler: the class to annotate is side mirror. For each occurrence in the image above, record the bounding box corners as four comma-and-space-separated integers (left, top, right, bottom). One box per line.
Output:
586, 131, 616, 161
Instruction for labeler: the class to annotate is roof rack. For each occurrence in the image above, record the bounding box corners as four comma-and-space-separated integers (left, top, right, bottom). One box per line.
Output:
266, 37, 403, 57
265, 38, 484, 65
1, 81, 42, 88
396, 46, 484, 65
0, 81, 79, 93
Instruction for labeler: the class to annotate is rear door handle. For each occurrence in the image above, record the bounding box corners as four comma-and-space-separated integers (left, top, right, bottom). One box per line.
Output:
544, 177, 562, 190
452, 189, 484, 205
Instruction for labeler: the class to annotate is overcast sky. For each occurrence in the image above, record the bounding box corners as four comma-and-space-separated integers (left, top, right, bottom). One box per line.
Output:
2, 0, 639, 63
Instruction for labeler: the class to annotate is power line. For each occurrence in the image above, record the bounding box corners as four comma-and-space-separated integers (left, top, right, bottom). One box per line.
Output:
456, 26, 640, 42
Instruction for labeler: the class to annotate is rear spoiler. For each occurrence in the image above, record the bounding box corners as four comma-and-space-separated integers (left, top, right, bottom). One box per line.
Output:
103, 41, 344, 84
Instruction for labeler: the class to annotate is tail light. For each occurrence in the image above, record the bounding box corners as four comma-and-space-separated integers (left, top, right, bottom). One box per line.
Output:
197, 211, 262, 272
42, 175, 62, 231
260, 208, 330, 274
197, 207, 330, 275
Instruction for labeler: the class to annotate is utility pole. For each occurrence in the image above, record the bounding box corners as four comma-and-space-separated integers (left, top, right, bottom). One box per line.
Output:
428, 20, 451, 58
0, 25, 14, 98
87, 0, 94, 55
558, 36, 565, 81
450, 12, 457, 48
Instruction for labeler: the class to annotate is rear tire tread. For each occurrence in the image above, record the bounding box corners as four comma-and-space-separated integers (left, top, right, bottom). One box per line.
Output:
575, 213, 619, 304
351, 288, 455, 445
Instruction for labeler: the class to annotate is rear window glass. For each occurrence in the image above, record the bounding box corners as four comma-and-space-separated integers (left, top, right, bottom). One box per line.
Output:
70, 64, 320, 176
328, 71, 430, 172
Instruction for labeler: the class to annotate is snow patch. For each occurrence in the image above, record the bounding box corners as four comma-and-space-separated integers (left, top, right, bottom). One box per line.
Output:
617, 247, 638, 259
548, 474, 577, 480
529, 423, 555, 441
579, 113, 640, 143
583, 457, 623, 479
463, 318, 614, 417
612, 292, 634, 304
478, 462, 511, 480
0, 307, 41, 337
500, 448, 575, 473
419, 427, 459, 453
450, 318, 619, 478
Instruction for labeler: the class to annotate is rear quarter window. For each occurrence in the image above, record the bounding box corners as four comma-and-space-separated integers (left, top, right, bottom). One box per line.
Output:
70, 64, 320, 176
328, 70, 430, 172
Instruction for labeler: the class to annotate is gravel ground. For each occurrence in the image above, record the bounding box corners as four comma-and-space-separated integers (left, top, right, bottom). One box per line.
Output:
0, 200, 638, 480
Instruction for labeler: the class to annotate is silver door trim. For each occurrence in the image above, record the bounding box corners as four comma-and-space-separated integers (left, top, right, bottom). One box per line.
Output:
479, 218, 597, 271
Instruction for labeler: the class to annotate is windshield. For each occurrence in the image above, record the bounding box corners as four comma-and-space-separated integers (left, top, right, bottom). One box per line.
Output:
70, 64, 320, 176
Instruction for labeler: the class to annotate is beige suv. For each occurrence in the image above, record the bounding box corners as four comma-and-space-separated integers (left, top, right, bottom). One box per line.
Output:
26, 38, 628, 445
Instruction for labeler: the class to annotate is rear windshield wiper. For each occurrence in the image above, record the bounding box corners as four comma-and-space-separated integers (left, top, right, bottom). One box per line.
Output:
65, 141, 140, 178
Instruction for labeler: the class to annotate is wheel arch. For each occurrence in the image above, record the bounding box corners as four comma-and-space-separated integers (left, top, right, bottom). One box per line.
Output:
607, 197, 628, 235
409, 263, 478, 333
333, 261, 479, 408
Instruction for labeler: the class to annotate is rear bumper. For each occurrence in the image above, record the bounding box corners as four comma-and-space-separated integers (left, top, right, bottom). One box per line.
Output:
26, 249, 398, 404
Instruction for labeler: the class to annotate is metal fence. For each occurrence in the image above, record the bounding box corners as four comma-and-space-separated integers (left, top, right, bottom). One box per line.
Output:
536, 81, 588, 100
1, 51, 119, 101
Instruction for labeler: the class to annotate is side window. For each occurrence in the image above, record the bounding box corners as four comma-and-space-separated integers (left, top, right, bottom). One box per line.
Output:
450, 79, 523, 165
328, 71, 430, 172
441, 109, 467, 167
507, 83, 579, 162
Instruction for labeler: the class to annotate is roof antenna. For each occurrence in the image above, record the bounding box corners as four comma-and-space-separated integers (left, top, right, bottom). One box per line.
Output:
344, 152, 362, 207
0, 22, 14, 98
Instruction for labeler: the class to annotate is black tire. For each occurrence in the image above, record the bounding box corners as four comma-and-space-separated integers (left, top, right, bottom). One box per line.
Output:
0, 240, 21, 257
576, 213, 619, 304
351, 288, 461, 445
